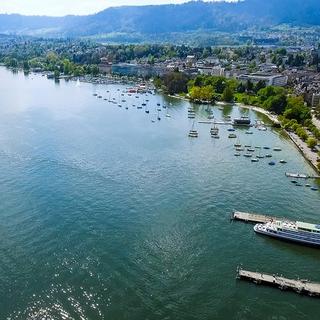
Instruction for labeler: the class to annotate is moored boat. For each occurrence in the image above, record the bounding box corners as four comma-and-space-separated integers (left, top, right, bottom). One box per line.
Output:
254, 220, 320, 247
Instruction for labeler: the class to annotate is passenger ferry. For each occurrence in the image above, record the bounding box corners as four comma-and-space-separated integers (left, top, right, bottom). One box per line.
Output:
254, 220, 320, 247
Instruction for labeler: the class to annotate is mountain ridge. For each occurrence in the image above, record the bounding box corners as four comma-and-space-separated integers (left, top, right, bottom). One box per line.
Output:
0, 0, 320, 38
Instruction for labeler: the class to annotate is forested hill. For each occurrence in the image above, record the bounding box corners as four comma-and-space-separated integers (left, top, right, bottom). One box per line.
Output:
0, 0, 320, 38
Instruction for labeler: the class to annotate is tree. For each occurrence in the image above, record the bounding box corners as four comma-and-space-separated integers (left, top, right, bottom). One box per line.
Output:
284, 96, 311, 122
307, 137, 318, 149
222, 86, 234, 102
163, 71, 189, 95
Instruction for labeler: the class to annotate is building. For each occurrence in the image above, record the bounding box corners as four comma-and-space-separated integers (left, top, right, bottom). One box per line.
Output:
237, 73, 288, 87
98, 57, 112, 74
198, 66, 225, 76
312, 93, 320, 108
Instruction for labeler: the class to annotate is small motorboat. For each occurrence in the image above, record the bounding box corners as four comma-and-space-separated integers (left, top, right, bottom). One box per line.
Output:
305, 184, 311, 187
228, 134, 237, 138
291, 180, 298, 184
311, 187, 319, 191
244, 154, 253, 158
228, 128, 236, 132
279, 160, 287, 164
251, 158, 259, 162
268, 161, 276, 166
265, 154, 273, 158
247, 148, 255, 152
234, 153, 241, 157
273, 147, 282, 151
263, 146, 270, 150
245, 131, 253, 134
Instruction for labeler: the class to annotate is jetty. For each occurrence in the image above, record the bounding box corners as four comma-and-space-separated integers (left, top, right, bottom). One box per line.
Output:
237, 267, 320, 297
231, 211, 287, 224
285, 172, 320, 179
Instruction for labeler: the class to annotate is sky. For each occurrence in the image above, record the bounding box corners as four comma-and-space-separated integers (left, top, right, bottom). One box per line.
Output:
0, 0, 223, 17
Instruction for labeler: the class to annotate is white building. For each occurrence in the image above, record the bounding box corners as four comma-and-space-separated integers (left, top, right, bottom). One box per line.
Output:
237, 73, 288, 87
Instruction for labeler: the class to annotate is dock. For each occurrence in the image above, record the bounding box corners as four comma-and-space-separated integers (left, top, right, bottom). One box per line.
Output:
231, 211, 287, 224
285, 172, 320, 179
237, 267, 320, 297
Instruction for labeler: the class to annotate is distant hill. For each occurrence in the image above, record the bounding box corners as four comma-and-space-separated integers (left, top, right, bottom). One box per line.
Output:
0, 0, 320, 38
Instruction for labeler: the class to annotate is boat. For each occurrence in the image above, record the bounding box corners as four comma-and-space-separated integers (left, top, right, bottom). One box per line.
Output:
188, 121, 198, 138
234, 138, 241, 148
166, 114, 171, 118
305, 184, 311, 188
233, 116, 251, 126
228, 133, 237, 139
188, 111, 196, 119
258, 127, 267, 131
256, 150, 264, 159
279, 160, 287, 164
263, 147, 270, 150
235, 147, 244, 152
244, 153, 253, 158
93, 93, 98, 96
265, 154, 273, 158
247, 148, 255, 152
254, 220, 320, 247
268, 161, 276, 166
227, 128, 235, 132
245, 130, 253, 135
251, 158, 259, 162
145, 109, 150, 114
273, 147, 282, 151
311, 187, 319, 191
210, 122, 219, 137
234, 153, 241, 157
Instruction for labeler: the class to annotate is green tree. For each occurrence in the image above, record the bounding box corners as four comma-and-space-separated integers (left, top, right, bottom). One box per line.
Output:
222, 86, 234, 102
307, 137, 318, 149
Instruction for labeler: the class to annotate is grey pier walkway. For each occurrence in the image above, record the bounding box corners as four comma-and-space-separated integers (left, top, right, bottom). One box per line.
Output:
231, 211, 289, 224
237, 268, 320, 297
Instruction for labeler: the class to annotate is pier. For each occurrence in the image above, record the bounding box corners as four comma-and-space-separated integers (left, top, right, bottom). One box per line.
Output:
237, 268, 320, 297
231, 211, 287, 224
285, 172, 320, 179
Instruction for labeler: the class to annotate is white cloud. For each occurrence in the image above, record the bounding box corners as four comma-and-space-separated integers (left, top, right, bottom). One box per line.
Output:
0, 0, 223, 16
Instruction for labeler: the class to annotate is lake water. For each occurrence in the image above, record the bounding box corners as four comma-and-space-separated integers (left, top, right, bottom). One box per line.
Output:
0, 67, 320, 320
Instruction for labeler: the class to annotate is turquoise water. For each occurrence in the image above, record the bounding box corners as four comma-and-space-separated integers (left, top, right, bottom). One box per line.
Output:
0, 67, 320, 320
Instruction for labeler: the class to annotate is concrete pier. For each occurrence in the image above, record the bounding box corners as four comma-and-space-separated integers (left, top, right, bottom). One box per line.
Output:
231, 211, 288, 224
237, 268, 320, 297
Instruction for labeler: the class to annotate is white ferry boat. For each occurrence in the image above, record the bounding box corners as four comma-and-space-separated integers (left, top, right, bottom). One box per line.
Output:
254, 220, 320, 247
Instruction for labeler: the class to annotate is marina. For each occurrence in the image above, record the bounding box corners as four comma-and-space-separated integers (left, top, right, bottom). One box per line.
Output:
237, 268, 320, 297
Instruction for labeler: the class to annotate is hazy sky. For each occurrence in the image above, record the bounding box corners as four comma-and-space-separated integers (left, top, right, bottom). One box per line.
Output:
0, 0, 222, 16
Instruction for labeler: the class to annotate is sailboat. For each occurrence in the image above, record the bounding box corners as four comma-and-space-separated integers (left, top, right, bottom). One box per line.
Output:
234, 138, 241, 148
210, 121, 219, 138
188, 121, 198, 138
